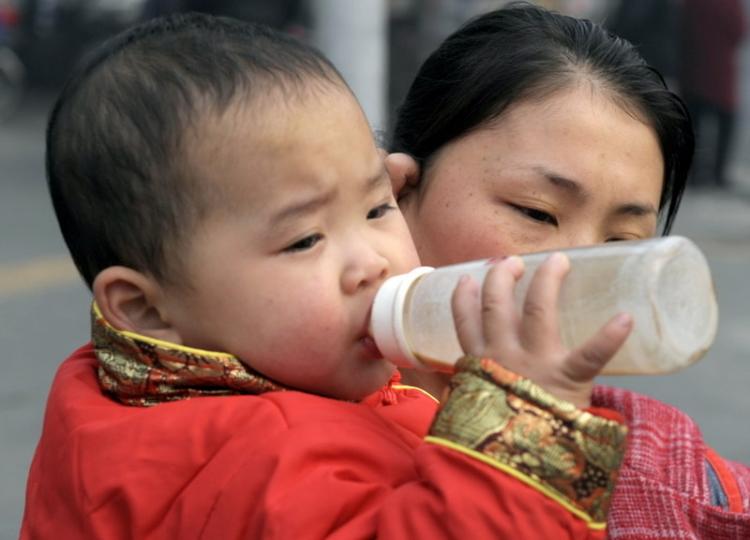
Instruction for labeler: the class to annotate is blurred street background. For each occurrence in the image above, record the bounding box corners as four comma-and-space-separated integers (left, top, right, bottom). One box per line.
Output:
2, 0, 750, 537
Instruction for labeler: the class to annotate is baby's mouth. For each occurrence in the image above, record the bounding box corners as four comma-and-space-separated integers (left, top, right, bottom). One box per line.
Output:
359, 335, 383, 359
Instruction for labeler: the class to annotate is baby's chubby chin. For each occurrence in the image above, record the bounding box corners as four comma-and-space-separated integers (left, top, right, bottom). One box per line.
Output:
347, 343, 398, 400
307, 358, 395, 402
357, 361, 398, 400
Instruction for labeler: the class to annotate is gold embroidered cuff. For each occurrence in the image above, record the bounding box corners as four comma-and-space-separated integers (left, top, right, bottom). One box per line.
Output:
428, 356, 627, 524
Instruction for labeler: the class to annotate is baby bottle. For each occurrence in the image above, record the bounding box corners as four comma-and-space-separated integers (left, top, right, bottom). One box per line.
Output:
370, 236, 718, 375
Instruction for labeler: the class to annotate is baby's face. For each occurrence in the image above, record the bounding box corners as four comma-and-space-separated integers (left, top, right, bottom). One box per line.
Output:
161, 86, 420, 400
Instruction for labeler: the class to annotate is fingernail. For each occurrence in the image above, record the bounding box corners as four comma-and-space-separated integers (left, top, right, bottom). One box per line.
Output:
504, 255, 524, 272
486, 255, 507, 265
458, 274, 470, 285
615, 313, 632, 327
551, 252, 569, 269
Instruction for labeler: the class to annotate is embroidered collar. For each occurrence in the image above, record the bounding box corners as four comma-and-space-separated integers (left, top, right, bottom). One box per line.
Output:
91, 303, 286, 406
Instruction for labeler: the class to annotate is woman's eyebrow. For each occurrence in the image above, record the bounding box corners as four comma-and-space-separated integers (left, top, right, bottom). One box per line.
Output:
532, 166, 588, 199
531, 165, 657, 216
614, 202, 658, 217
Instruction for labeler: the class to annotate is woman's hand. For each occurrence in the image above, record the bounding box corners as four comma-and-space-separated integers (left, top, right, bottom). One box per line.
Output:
451, 254, 633, 408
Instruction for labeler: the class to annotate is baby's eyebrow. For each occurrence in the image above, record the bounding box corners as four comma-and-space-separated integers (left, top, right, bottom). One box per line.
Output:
269, 188, 336, 227
268, 166, 388, 227
363, 164, 389, 192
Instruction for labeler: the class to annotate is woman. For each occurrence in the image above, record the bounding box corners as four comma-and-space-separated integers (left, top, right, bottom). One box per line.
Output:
387, 4, 750, 538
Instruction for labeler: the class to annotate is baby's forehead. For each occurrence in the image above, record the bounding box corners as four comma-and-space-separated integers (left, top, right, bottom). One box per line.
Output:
188, 81, 357, 152
182, 84, 382, 210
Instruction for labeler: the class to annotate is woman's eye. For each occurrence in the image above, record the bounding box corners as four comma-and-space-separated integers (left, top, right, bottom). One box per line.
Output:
284, 233, 323, 253
367, 203, 396, 220
512, 204, 558, 226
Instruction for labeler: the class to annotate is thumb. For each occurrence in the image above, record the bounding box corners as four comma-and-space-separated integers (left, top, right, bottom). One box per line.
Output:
564, 313, 633, 382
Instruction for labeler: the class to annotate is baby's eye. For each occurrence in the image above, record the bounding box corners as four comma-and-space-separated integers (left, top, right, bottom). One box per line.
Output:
512, 204, 558, 226
284, 233, 323, 253
367, 203, 396, 220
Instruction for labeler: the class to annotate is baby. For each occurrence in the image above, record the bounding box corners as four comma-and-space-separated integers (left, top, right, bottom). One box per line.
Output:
22, 13, 627, 539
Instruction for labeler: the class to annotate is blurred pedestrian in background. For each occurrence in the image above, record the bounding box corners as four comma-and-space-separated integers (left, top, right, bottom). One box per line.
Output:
0, 0, 24, 121
607, 0, 681, 89
141, 0, 311, 37
681, 0, 747, 189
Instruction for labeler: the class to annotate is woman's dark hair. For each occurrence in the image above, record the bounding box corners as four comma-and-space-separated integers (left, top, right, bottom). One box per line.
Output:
389, 3, 694, 233
47, 12, 343, 288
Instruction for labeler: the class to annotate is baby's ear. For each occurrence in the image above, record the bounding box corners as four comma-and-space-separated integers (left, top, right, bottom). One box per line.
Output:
385, 153, 421, 199
93, 266, 181, 343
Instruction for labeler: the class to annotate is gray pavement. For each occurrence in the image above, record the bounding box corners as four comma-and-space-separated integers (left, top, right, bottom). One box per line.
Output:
2, 85, 750, 539
1, 94, 91, 540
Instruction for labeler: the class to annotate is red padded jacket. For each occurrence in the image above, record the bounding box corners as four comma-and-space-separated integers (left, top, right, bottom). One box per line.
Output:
21, 343, 619, 539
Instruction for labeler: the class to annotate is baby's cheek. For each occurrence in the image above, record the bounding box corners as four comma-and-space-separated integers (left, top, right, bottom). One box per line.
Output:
285, 302, 348, 352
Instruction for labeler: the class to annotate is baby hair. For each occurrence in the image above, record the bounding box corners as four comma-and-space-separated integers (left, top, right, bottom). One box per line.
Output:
47, 12, 345, 287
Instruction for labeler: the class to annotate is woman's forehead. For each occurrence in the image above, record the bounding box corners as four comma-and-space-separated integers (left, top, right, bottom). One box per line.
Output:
424, 85, 664, 205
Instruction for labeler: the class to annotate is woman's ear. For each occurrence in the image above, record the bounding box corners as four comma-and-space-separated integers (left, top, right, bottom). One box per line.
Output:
92, 266, 182, 344
385, 152, 421, 200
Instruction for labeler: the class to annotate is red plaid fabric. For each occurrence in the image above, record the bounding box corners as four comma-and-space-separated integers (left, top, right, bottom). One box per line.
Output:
593, 386, 750, 539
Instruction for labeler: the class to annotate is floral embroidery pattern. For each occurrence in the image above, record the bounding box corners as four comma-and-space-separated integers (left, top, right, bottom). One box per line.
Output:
92, 305, 285, 406
430, 356, 627, 523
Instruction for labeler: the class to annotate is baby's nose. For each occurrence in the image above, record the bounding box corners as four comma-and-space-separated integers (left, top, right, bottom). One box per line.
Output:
341, 246, 389, 294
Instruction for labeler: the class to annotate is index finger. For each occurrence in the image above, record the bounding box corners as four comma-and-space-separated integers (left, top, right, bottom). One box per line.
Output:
518, 252, 570, 351
480, 256, 525, 353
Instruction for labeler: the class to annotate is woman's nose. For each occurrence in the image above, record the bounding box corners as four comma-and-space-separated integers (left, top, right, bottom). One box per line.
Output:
564, 228, 600, 249
340, 243, 389, 294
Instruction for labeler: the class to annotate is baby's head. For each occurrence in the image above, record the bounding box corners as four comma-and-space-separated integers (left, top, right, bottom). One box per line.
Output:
48, 13, 420, 400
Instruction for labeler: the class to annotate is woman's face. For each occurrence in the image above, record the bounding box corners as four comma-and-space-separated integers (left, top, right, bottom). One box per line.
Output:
398, 86, 665, 266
